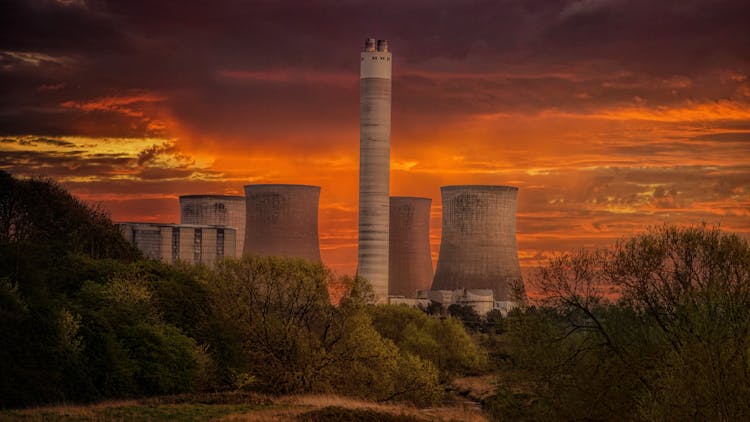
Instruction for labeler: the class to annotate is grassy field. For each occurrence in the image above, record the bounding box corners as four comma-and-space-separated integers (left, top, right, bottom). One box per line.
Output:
0, 392, 489, 421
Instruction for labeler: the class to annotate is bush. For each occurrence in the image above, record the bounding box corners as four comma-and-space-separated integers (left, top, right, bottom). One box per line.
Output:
369, 305, 487, 383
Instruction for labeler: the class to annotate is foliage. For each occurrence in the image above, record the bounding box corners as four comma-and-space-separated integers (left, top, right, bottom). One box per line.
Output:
491, 225, 750, 420
0, 171, 199, 407
446, 304, 483, 331
201, 256, 443, 405
0, 170, 140, 261
370, 305, 488, 383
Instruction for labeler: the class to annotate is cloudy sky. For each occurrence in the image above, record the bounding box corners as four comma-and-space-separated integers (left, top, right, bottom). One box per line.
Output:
2, 0, 749, 274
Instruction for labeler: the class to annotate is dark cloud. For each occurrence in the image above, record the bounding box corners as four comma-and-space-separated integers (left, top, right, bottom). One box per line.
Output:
1, 0, 748, 141
136, 142, 177, 166
1, 0, 749, 273
1, 136, 76, 147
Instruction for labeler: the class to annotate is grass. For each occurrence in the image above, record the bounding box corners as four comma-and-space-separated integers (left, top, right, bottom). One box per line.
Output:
297, 406, 423, 421
1, 402, 268, 421
1, 392, 488, 421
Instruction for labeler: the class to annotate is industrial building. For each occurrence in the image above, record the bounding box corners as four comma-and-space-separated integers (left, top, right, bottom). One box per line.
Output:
357, 37, 392, 303
389, 289, 517, 316
389, 197, 433, 298
431, 185, 523, 301
118, 222, 237, 266
179, 195, 246, 254
244, 184, 321, 262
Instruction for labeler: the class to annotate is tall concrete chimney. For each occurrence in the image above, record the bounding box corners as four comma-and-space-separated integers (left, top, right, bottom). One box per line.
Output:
431, 185, 523, 301
357, 37, 392, 302
243, 184, 321, 262
389, 197, 433, 298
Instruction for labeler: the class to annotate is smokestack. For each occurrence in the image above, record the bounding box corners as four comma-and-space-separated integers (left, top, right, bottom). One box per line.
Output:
358, 37, 392, 302
389, 197, 433, 298
431, 185, 523, 301
243, 184, 321, 262
179, 195, 246, 254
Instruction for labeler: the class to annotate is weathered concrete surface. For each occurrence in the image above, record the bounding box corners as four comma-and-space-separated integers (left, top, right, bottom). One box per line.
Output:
431, 185, 523, 301
389, 197, 433, 298
180, 195, 246, 254
244, 184, 321, 262
117, 222, 236, 266
357, 38, 392, 303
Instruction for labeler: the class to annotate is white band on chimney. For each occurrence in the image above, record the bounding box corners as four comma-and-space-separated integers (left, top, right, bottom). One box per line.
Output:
360, 52, 392, 79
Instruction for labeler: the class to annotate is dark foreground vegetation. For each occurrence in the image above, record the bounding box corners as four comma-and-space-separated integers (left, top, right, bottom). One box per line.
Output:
2, 170, 749, 421
487, 225, 750, 420
0, 171, 483, 409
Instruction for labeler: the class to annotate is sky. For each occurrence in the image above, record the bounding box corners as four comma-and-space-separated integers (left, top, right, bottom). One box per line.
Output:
1, 0, 749, 276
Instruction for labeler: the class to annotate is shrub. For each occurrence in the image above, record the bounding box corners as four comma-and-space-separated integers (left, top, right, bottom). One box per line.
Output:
370, 305, 487, 383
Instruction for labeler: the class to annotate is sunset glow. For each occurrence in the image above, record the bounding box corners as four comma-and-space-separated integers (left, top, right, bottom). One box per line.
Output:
2, 0, 749, 276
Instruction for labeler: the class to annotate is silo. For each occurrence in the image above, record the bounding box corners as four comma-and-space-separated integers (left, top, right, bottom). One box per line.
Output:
357, 37, 392, 303
244, 184, 321, 262
179, 195, 246, 254
389, 197, 433, 298
432, 185, 523, 301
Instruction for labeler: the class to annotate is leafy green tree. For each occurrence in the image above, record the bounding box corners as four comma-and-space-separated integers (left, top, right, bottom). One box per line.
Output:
201, 256, 442, 405
484, 309, 505, 334
0, 172, 205, 406
0, 170, 139, 261
370, 304, 487, 383
74, 275, 200, 397
447, 303, 482, 329
494, 225, 750, 420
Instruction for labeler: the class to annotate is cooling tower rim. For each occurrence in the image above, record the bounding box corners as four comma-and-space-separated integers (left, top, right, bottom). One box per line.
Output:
390, 196, 432, 202
441, 185, 518, 192
244, 183, 320, 190
179, 194, 244, 200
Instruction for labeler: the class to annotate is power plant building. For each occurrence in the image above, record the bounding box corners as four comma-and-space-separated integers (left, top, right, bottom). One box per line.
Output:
118, 222, 236, 266
179, 195, 246, 254
244, 184, 321, 262
357, 37, 392, 303
431, 185, 523, 301
389, 197, 433, 298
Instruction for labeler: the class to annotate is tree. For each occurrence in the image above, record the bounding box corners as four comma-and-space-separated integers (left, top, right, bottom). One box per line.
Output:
447, 303, 481, 329
370, 304, 487, 383
0, 170, 139, 261
201, 255, 443, 405
498, 225, 750, 420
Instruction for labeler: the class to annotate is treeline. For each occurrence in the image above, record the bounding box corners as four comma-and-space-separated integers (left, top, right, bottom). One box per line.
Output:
0, 171, 486, 408
486, 226, 750, 420
4, 170, 749, 420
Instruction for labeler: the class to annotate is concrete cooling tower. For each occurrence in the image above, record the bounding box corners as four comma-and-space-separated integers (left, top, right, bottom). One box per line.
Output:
432, 185, 523, 301
179, 195, 246, 253
389, 197, 433, 298
357, 37, 392, 303
243, 184, 321, 262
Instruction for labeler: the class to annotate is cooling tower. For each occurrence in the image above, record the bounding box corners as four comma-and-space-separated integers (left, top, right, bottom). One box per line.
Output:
389, 197, 433, 298
243, 184, 321, 262
432, 186, 523, 301
179, 195, 246, 253
357, 37, 392, 303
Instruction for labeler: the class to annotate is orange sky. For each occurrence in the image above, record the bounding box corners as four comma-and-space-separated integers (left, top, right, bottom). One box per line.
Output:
1, 0, 749, 277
